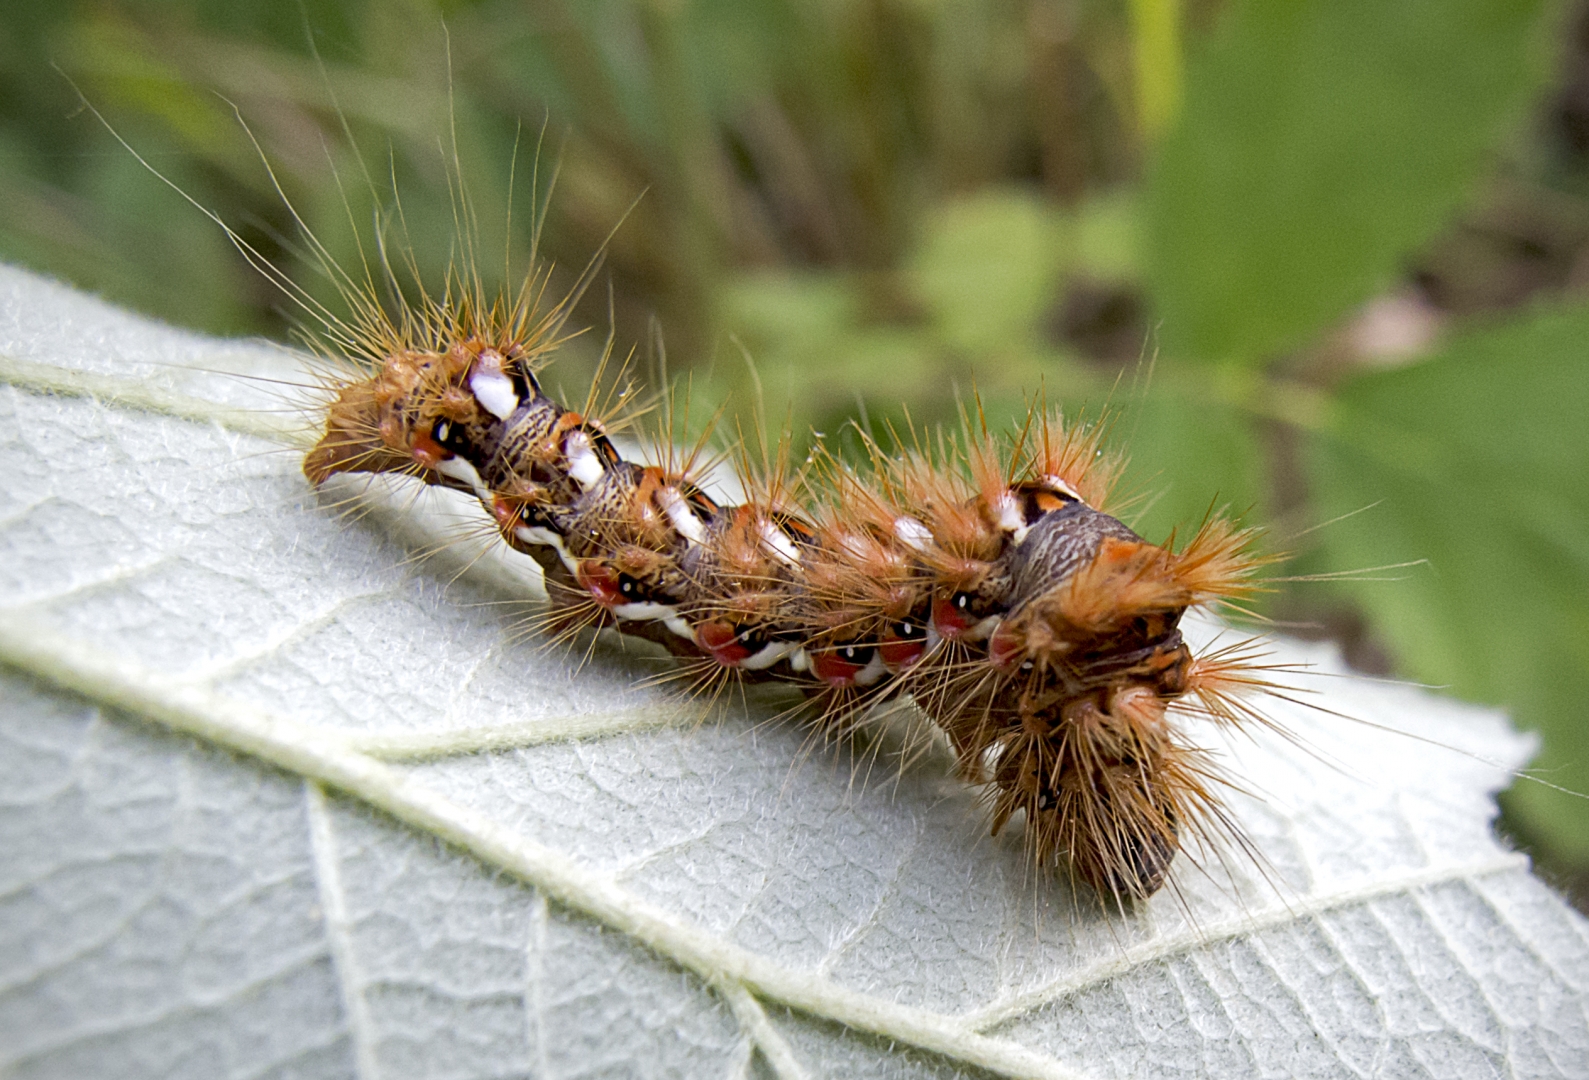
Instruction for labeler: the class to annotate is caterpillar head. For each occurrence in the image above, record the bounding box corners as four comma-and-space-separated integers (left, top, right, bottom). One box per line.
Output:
303, 348, 470, 484
955, 507, 1263, 899
984, 507, 1260, 676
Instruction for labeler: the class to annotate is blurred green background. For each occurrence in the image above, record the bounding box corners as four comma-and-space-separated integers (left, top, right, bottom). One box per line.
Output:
3, 0, 1587, 902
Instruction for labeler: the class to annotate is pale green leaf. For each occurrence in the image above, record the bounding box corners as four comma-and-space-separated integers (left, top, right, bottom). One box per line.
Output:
2, 266, 1586, 1079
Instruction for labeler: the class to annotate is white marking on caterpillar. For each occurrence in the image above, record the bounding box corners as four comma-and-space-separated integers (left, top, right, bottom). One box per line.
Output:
853, 651, 889, 687
514, 525, 580, 575
894, 516, 932, 551
564, 432, 605, 489
469, 350, 519, 420
1041, 475, 1083, 503
663, 615, 695, 641
435, 455, 492, 501
966, 615, 1001, 642
789, 647, 810, 674
740, 640, 799, 671
657, 487, 709, 545
612, 600, 679, 623
758, 520, 801, 567
837, 530, 872, 562
995, 492, 1027, 542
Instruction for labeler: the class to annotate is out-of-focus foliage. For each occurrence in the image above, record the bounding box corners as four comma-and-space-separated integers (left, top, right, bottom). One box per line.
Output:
1310, 307, 1589, 861
1149, 0, 1548, 365
1, 0, 1586, 893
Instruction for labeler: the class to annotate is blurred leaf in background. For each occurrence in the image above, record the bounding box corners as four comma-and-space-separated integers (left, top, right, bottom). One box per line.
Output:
1147, 0, 1550, 367
1130, 0, 1589, 891
1, 0, 1587, 899
1309, 307, 1589, 863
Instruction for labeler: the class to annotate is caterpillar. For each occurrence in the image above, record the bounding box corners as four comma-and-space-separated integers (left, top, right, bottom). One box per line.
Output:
88, 94, 1277, 904
298, 252, 1274, 904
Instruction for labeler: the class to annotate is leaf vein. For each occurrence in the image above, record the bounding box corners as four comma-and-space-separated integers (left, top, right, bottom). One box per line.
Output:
714, 979, 811, 1080
305, 781, 382, 1080
345, 707, 706, 760
0, 619, 1088, 1080
0, 355, 303, 444
962, 852, 1528, 1032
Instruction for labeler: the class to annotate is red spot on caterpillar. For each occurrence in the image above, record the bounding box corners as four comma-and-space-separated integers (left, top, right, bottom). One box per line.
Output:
694, 620, 752, 666
878, 633, 926, 670
410, 429, 448, 468
988, 622, 1022, 670
491, 495, 520, 530
931, 595, 971, 640
811, 648, 865, 688
577, 561, 623, 608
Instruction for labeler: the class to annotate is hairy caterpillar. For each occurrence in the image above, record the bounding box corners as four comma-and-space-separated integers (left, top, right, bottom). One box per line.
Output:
94, 100, 1278, 904
299, 258, 1273, 904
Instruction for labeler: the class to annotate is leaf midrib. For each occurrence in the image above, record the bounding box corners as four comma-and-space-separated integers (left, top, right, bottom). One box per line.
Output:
0, 617, 1088, 1080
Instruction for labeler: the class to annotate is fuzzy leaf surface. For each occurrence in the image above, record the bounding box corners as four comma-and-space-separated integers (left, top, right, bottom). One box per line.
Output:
2, 265, 1587, 1080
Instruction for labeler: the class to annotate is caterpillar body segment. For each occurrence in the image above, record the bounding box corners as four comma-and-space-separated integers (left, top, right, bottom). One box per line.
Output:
304, 315, 1268, 902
